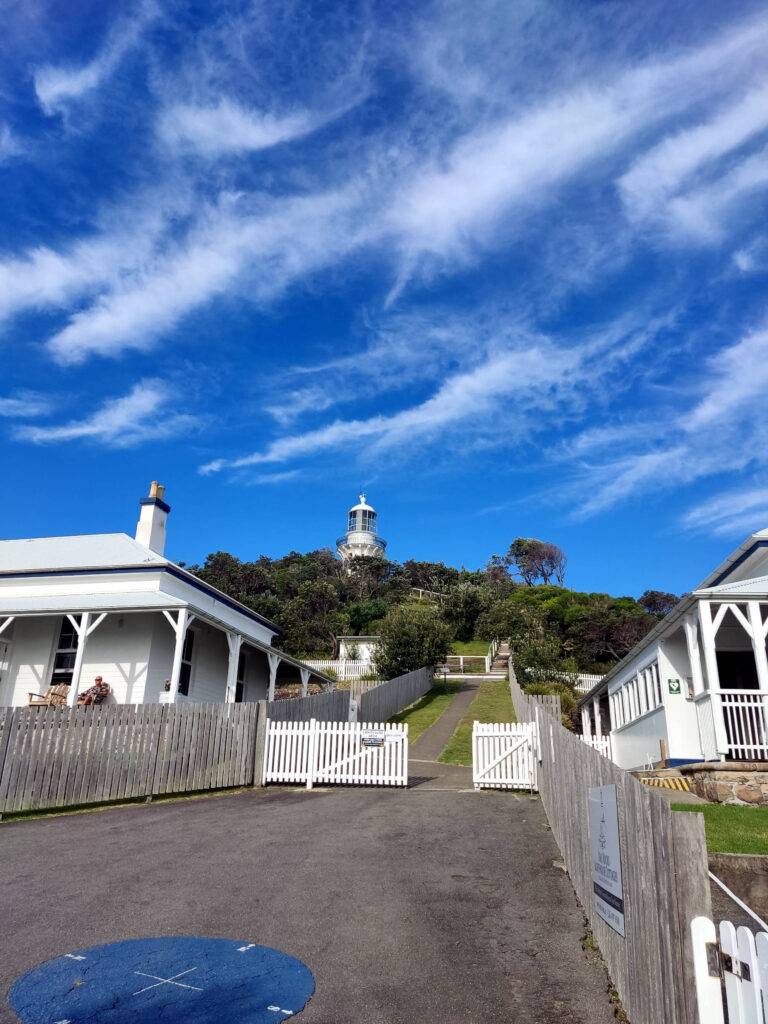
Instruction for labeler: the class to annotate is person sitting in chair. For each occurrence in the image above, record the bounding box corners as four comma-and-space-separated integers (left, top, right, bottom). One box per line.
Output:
77, 676, 110, 705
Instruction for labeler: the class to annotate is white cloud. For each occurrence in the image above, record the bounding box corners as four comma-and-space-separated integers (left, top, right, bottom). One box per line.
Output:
0, 125, 23, 161
387, 15, 768, 263
45, 187, 365, 364
201, 340, 579, 473
15, 380, 198, 447
618, 84, 768, 230
685, 323, 768, 430
683, 488, 768, 537
565, 319, 768, 518
0, 391, 51, 418
34, 3, 158, 115
158, 98, 359, 157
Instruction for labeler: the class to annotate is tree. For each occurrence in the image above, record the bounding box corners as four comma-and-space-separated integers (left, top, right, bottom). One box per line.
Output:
505, 538, 567, 586
276, 580, 349, 657
374, 605, 453, 680
441, 582, 490, 642
638, 590, 680, 616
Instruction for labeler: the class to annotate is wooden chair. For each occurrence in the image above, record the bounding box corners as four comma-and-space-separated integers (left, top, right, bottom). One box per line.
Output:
28, 684, 70, 707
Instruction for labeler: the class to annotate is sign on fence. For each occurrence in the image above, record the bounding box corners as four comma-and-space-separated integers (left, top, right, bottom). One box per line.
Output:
263, 719, 408, 790
471, 722, 537, 791
589, 784, 625, 936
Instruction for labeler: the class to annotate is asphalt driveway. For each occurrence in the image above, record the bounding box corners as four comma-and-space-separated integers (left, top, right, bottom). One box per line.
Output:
1, 779, 616, 1023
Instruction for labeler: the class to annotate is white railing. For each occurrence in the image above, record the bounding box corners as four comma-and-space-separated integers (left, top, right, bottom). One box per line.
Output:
524, 667, 603, 692
263, 718, 408, 789
580, 734, 611, 758
717, 690, 768, 760
302, 659, 369, 681
691, 916, 768, 1023
574, 674, 604, 693
472, 721, 538, 791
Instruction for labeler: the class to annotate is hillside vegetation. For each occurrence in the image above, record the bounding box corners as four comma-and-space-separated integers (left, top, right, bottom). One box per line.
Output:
188, 541, 678, 718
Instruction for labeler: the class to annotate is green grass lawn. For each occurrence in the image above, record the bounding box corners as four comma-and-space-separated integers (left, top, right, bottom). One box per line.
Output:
438, 679, 516, 766
449, 640, 490, 656
387, 680, 464, 743
672, 803, 768, 855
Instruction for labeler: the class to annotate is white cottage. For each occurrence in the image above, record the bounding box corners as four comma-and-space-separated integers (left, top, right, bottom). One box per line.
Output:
0, 483, 332, 708
579, 527, 768, 770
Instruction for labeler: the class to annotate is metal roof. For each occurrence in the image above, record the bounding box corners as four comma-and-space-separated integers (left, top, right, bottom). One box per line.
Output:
0, 592, 183, 616
0, 533, 166, 572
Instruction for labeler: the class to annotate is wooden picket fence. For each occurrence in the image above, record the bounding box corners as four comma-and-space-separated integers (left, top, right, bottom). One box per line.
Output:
263, 718, 408, 789
510, 672, 710, 1024
691, 917, 768, 1023
472, 722, 537, 791
0, 702, 258, 815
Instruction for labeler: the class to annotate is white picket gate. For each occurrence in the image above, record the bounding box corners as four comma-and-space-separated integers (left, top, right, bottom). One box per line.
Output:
263, 718, 408, 790
472, 721, 538, 791
691, 916, 768, 1023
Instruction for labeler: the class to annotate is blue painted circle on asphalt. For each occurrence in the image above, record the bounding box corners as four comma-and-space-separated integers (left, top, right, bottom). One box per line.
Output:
9, 937, 314, 1024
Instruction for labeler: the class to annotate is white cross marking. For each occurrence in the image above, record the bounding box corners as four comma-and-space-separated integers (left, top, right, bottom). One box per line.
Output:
267, 1007, 292, 1016
65, 954, 86, 961
133, 967, 203, 996
237, 943, 256, 952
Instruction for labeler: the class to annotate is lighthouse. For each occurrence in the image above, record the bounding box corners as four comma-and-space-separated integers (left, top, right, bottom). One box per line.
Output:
336, 494, 387, 562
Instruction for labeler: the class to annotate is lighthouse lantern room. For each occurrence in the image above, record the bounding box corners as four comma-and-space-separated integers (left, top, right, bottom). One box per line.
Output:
336, 494, 387, 562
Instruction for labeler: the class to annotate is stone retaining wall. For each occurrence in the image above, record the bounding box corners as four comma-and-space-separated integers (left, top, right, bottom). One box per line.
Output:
681, 762, 768, 805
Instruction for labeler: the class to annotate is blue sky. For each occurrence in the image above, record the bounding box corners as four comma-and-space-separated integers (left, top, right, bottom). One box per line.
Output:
2, 0, 768, 597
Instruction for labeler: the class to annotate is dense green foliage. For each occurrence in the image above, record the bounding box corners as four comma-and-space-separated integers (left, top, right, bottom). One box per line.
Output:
188, 546, 678, 691
374, 604, 454, 679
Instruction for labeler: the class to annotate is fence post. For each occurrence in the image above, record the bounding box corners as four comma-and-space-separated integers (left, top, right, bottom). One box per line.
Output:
306, 718, 318, 791
253, 701, 268, 786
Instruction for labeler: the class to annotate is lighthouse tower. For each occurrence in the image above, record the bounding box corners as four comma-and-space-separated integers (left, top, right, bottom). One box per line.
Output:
336, 494, 387, 563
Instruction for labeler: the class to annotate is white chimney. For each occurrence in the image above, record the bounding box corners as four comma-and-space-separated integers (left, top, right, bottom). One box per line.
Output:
135, 481, 170, 555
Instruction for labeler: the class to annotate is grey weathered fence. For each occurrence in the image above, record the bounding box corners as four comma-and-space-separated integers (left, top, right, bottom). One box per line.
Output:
265, 689, 350, 723
521, 692, 561, 720
0, 702, 258, 816
359, 667, 433, 723
510, 672, 710, 1024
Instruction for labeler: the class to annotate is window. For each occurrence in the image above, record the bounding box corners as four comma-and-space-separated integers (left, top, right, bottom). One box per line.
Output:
52, 618, 79, 688
361, 510, 376, 532
178, 630, 195, 696
348, 511, 358, 532
235, 651, 246, 703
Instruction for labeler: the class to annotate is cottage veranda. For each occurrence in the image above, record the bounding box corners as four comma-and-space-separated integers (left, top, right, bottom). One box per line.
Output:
579, 525, 768, 769
0, 483, 332, 708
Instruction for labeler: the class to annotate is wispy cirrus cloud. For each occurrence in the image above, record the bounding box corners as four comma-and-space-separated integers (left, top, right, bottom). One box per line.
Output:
683, 488, 768, 537
618, 83, 768, 235
568, 318, 768, 518
15, 379, 199, 447
34, 2, 159, 115
158, 97, 362, 157
2, 7, 765, 370
0, 391, 51, 418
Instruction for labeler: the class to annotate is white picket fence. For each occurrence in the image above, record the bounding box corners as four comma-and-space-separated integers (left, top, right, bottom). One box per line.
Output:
263, 718, 408, 790
301, 659, 370, 680
580, 733, 612, 758
472, 721, 538, 791
691, 916, 768, 1023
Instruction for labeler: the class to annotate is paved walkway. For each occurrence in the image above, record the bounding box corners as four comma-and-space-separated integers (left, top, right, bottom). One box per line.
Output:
410, 678, 480, 762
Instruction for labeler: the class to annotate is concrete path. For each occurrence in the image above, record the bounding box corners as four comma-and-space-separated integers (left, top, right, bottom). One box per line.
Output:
409, 678, 479, 762
1, 786, 617, 1024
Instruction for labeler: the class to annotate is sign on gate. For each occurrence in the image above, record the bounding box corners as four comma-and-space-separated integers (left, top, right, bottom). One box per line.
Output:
263, 719, 408, 789
589, 784, 625, 936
